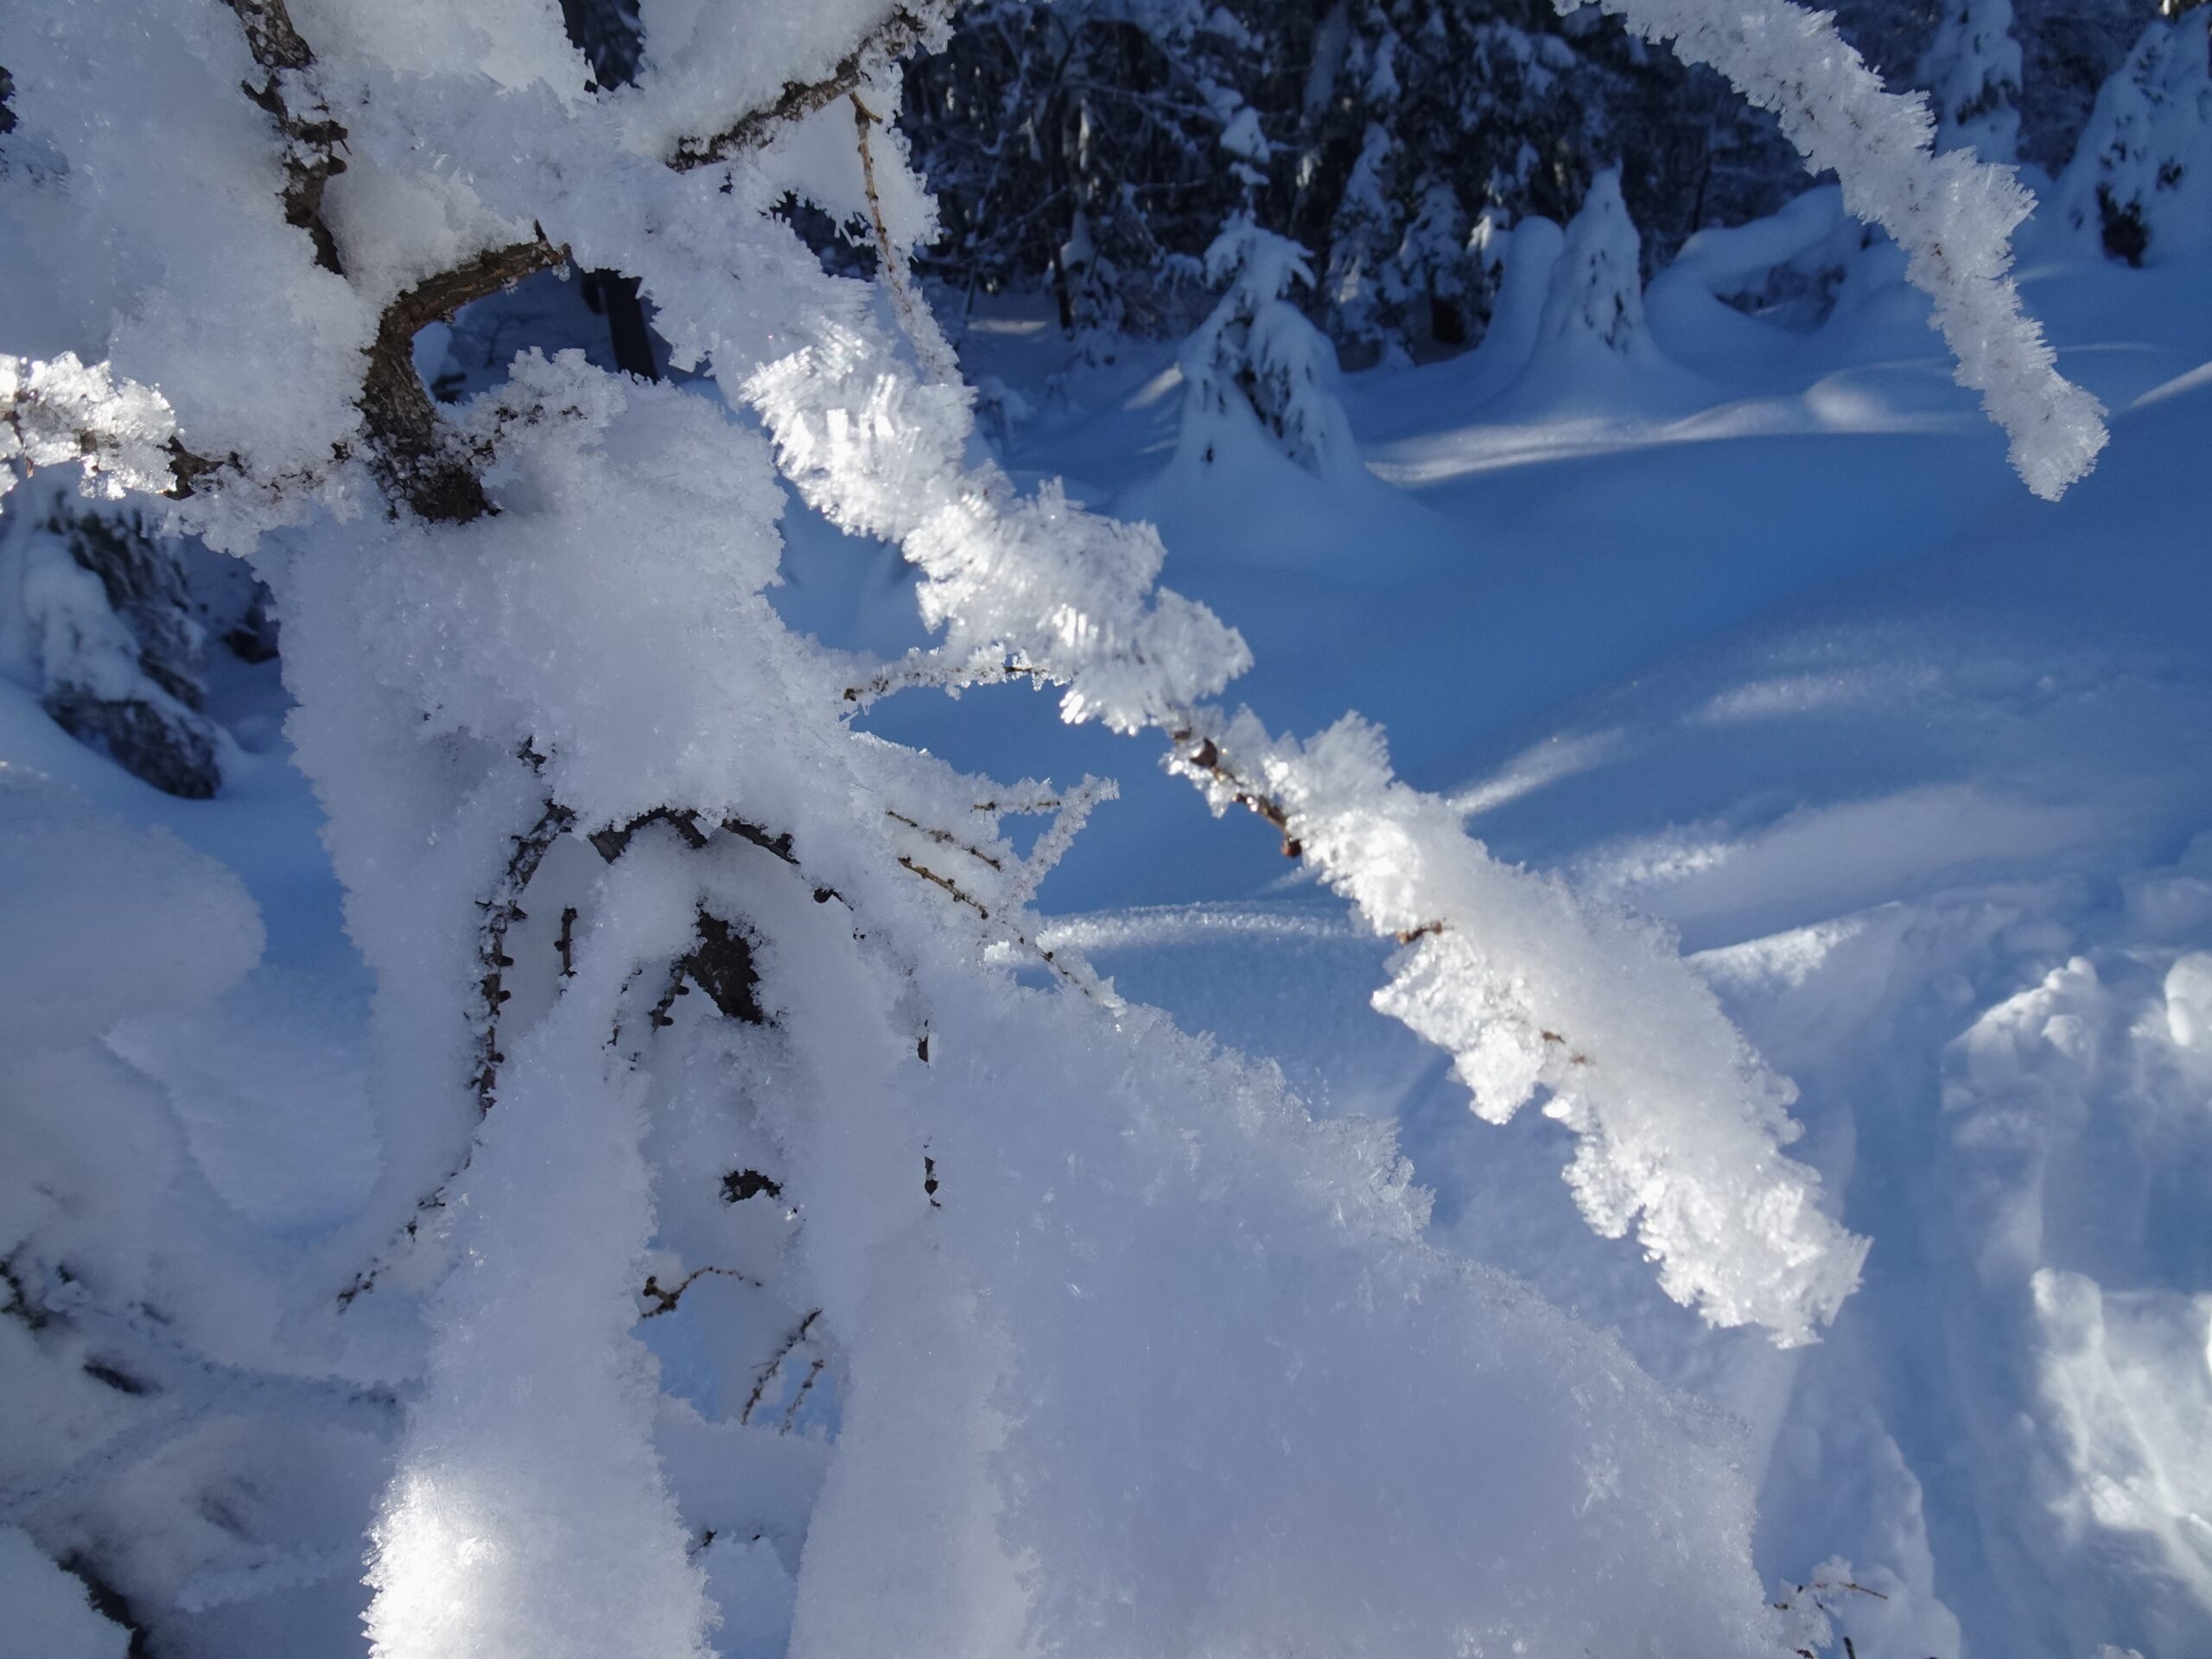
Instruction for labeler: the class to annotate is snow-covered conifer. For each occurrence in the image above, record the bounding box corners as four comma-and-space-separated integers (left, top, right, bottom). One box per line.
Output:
1181, 213, 1363, 477
1919, 0, 2026, 161
1537, 164, 1648, 354
2054, 10, 2212, 266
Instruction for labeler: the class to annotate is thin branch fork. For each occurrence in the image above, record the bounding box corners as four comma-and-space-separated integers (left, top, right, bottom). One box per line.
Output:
849, 92, 959, 381
740, 1309, 823, 1425
204, 1, 565, 519
346, 794, 797, 1308
206, 2, 949, 521
639, 1263, 760, 1318
474, 798, 578, 1114
894, 853, 1109, 1001
887, 808, 1002, 870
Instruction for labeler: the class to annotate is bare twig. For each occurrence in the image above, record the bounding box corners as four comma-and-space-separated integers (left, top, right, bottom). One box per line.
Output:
850, 93, 960, 382
781, 1357, 827, 1427
474, 798, 578, 1113
1167, 731, 1302, 858
338, 794, 575, 1309
899, 853, 988, 917
721, 817, 798, 865
589, 805, 709, 862
740, 1309, 822, 1425
886, 808, 1002, 870
894, 854, 1111, 1001
639, 1263, 760, 1318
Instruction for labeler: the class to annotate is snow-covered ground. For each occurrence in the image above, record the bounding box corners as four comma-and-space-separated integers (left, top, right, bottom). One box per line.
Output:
785, 202, 2210, 1659
4, 176, 2207, 1656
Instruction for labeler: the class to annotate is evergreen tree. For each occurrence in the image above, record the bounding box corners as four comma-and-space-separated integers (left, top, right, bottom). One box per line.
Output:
2055, 8, 2212, 266
1918, 0, 2025, 161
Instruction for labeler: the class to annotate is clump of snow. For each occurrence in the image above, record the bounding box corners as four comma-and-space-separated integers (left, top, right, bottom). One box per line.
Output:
803, 981, 1791, 1659
365, 862, 716, 1659
0, 1525, 130, 1659
747, 323, 1253, 734
0, 356, 178, 504
1933, 940, 2212, 1656
0, 771, 262, 1051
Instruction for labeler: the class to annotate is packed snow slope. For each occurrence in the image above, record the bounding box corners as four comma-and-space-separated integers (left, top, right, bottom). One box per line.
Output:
802, 205, 2210, 1659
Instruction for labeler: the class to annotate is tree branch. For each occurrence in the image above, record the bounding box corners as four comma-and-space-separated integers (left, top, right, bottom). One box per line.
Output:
363, 236, 569, 522
1167, 729, 1449, 944
893, 852, 1111, 1001
639, 1263, 760, 1318
213, 2, 564, 520
739, 1309, 822, 1425
473, 797, 578, 1114
668, 5, 939, 168
223, 0, 347, 274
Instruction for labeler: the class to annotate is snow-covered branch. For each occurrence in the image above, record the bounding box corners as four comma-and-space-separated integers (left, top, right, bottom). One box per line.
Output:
665, 3, 949, 168
222, 0, 349, 273
1168, 712, 1866, 1340
1566, 0, 2107, 499
750, 316, 1865, 1343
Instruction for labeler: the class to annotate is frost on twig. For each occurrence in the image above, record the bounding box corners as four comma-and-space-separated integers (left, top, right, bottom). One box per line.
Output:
0, 355, 181, 502
874, 772, 1122, 1001
1165, 713, 1866, 1343
472, 798, 579, 1115
748, 330, 1252, 733
1567, 0, 2107, 499
852, 94, 963, 384
842, 645, 1048, 707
